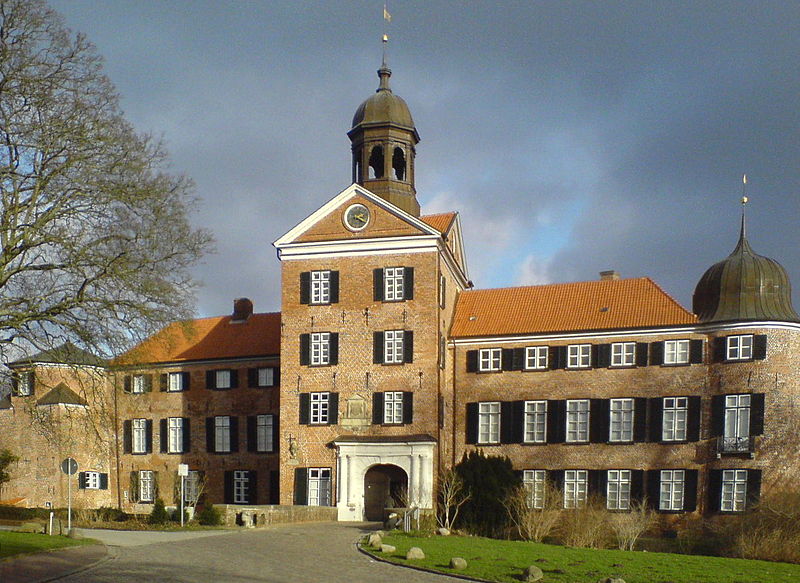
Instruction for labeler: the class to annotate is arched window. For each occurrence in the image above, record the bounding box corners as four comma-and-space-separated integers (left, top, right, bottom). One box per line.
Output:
392, 147, 406, 181
368, 146, 384, 179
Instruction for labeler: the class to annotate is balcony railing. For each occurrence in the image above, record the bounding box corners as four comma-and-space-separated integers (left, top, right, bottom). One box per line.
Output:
717, 436, 755, 457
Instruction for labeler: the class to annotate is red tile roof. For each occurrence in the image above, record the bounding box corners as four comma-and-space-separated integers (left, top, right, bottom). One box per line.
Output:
420, 212, 456, 233
451, 278, 696, 338
115, 312, 281, 365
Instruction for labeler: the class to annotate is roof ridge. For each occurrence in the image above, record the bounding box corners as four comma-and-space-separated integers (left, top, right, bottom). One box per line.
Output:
461, 277, 650, 295
640, 277, 696, 320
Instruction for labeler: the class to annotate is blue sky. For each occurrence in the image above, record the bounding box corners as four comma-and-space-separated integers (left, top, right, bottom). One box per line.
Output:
50, 1, 800, 317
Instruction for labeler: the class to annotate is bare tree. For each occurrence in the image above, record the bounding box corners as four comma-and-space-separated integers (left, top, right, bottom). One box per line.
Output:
503, 483, 562, 542
0, 447, 19, 497
0, 0, 212, 363
608, 497, 655, 551
436, 468, 470, 530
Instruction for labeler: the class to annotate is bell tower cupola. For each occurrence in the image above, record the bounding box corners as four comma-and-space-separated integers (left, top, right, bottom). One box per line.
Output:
348, 60, 420, 216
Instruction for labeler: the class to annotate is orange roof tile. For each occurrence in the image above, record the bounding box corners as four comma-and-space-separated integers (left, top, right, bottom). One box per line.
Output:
420, 212, 456, 233
115, 312, 281, 365
451, 278, 696, 338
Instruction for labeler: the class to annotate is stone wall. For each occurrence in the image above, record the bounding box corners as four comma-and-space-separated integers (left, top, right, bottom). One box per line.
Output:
217, 504, 337, 527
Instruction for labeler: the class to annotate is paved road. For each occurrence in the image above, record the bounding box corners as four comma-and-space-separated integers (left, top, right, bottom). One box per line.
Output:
51, 522, 460, 583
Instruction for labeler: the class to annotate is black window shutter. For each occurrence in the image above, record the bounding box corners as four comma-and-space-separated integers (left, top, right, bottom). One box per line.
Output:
708, 469, 722, 512
690, 340, 704, 364
512, 400, 524, 443
224, 471, 234, 504
687, 396, 702, 441
206, 370, 215, 390
129, 471, 139, 503
299, 393, 310, 424
274, 367, 280, 387
636, 343, 649, 367
648, 398, 663, 442
271, 416, 279, 453
547, 400, 565, 443
403, 331, 414, 363
633, 398, 648, 442
373, 332, 384, 364
294, 468, 308, 505
714, 337, 726, 362
597, 344, 611, 368
500, 401, 515, 444
123, 375, 132, 394
182, 372, 190, 391
466, 403, 478, 444
230, 417, 239, 452
300, 334, 310, 365
590, 399, 609, 443
501, 348, 514, 371
247, 416, 256, 451
329, 333, 339, 365
299, 272, 310, 304
270, 471, 280, 504
645, 470, 661, 510
650, 342, 664, 366
329, 271, 340, 304
466, 350, 478, 373
753, 335, 767, 360
152, 471, 160, 499
373, 392, 384, 424
230, 369, 239, 389
248, 368, 257, 387
123, 420, 132, 454
551, 470, 565, 493
100, 473, 109, 490
553, 346, 567, 369
403, 392, 414, 424
404, 267, 414, 300
159, 419, 168, 453
249, 471, 258, 505
373, 268, 384, 301
711, 395, 725, 437
183, 418, 191, 452
141, 374, 152, 393
750, 393, 765, 435
512, 348, 525, 371
746, 470, 762, 509
589, 470, 605, 497
328, 393, 339, 424
206, 418, 215, 453
160, 374, 168, 392
590, 344, 598, 368
631, 470, 644, 502
684, 470, 698, 512
145, 420, 153, 453
78, 472, 87, 489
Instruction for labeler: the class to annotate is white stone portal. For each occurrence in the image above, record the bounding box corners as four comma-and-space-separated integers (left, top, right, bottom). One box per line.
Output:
333, 438, 435, 522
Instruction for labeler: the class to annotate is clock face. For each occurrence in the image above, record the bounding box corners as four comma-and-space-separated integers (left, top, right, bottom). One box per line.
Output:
344, 203, 370, 231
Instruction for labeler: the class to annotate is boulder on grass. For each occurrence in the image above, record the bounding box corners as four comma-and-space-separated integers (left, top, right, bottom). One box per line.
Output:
406, 547, 425, 560
437, 527, 451, 536
367, 533, 382, 549
449, 557, 467, 570
596, 579, 626, 583
522, 565, 544, 581
380, 544, 396, 553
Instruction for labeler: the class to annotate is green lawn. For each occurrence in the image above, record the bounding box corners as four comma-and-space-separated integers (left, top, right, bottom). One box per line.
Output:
369, 531, 800, 583
0, 531, 93, 559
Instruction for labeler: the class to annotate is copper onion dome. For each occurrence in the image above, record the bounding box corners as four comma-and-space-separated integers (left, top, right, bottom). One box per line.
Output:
351, 65, 418, 136
693, 215, 799, 323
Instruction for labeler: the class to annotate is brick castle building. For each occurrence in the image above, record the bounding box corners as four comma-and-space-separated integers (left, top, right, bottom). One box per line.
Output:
2, 61, 799, 522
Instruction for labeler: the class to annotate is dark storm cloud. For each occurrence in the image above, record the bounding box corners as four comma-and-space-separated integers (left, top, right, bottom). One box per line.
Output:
50, 1, 800, 316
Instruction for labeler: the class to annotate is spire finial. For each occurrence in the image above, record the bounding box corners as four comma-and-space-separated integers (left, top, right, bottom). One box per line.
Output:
378, 4, 392, 92
740, 174, 748, 240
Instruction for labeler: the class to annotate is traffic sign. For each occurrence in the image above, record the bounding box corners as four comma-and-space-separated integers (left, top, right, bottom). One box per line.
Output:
61, 457, 78, 475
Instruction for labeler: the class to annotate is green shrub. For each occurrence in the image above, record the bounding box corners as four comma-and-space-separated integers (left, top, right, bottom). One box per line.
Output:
197, 504, 223, 526
0, 505, 50, 520
148, 498, 169, 525
170, 508, 189, 523
97, 506, 128, 522
455, 450, 520, 537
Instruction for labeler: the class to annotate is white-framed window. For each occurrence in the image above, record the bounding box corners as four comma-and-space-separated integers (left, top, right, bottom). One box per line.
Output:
659, 469, 685, 511
384, 330, 405, 364
525, 346, 548, 370
662, 397, 688, 441
478, 401, 501, 444
724, 394, 751, 450
132, 418, 147, 454
384, 392, 404, 424
167, 372, 184, 392
16, 372, 32, 396
609, 398, 634, 442
168, 417, 184, 453
308, 468, 331, 506
478, 348, 501, 372
726, 335, 753, 361
664, 340, 690, 365
310, 392, 330, 424
523, 400, 547, 443
384, 267, 405, 301
523, 469, 547, 509
215, 370, 232, 389
567, 344, 591, 368
606, 469, 631, 510
257, 367, 275, 387
311, 270, 331, 304
132, 374, 147, 394
721, 469, 748, 512
184, 470, 201, 504
215, 416, 231, 453
257, 414, 273, 452
611, 342, 636, 367
566, 399, 589, 443
139, 470, 154, 503
564, 469, 588, 509
84, 471, 101, 489
234, 470, 250, 504
311, 332, 330, 366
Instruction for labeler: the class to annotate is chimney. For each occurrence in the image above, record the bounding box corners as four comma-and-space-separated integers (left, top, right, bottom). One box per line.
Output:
232, 298, 253, 322
600, 270, 620, 281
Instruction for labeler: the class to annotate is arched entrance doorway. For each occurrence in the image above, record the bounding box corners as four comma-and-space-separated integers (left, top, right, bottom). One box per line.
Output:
363, 464, 408, 521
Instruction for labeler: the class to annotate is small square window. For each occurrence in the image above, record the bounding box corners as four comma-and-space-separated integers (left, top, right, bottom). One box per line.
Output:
567, 344, 591, 369
478, 348, 501, 372
611, 342, 635, 367
215, 370, 231, 389
84, 471, 101, 490
525, 346, 548, 370
167, 372, 185, 392
664, 340, 690, 365
132, 374, 147, 394
256, 367, 275, 387
726, 335, 753, 361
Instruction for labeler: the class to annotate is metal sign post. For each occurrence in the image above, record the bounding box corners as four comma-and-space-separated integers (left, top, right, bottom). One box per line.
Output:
60, 458, 78, 534
177, 463, 189, 527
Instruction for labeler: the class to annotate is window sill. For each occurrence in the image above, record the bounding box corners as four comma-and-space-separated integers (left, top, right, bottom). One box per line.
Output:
521, 441, 547, 446
661, 362, 691, 367
522, 368, 548, 372
476, 369, 502, 374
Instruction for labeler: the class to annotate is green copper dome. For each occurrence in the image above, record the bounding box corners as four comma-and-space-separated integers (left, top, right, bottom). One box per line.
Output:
693, 217, 799, 323
351, 66, 417, 134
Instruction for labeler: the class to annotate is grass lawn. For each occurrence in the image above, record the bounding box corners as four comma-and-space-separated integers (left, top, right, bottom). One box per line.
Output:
370, 531, 800, 583
0, 531, 94, 559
